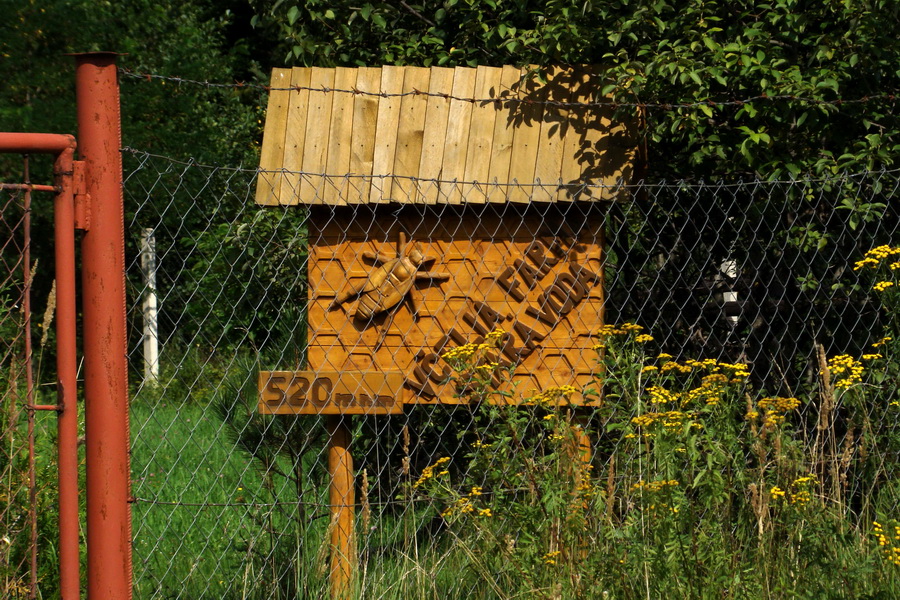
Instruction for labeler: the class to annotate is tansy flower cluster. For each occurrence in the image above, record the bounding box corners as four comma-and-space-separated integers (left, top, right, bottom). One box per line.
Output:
682, 373, 735, 406
528, 385, 578, 405
592, 322, 646, 350
632, 410, 688, 429
575, 469, 598, 499
770, 475, 816, 506
826, 354, 865, 389
413, 456, 450, 489
872, 521, 900, 566
442, 342, 489, 363
873, 336, 892, 348
441, 485, 491, 519
631, 479, 679, 493
646, 357, 749, 379
484, 328, 505, 344
595, 322, 644, 336
647, 385, 679, 404
853, 245, 900, 270
755, 396, 801, 427
442, 329, 506, 366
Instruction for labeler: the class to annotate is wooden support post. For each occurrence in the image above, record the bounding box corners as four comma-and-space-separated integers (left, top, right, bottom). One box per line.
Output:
572, 411, 592, 466
327, 416, 355, 600
569, 409, 593, 559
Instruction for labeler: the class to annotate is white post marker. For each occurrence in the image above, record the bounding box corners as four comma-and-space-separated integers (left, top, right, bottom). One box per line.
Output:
140, 227, 160, 384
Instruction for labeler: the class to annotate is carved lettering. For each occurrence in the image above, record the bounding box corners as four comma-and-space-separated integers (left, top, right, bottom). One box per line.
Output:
497, 266, 526, 302
525, 299, 559, 327
569, 262, 602, 288
542, 282, 576, 315
472, 301, 503, 329
265, 375, 289, 406
556, 272, 586, 303
514, 258, 543, 290
260, 371, 403, 414
463, 310, 490, 337
524, 240, 559, 275
433, 328, 467, 355
335, 392, 354, 406
546, 237, 570, 261
511, 319, 544, 354
311, 377, 333, 405
407, 365, 437, 397
498, 331, 527, 363
288, 376, 310, 405
419, 352, 452, 385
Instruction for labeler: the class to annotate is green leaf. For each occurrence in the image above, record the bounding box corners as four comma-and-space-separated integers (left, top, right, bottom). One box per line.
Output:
287, 5, 299, 25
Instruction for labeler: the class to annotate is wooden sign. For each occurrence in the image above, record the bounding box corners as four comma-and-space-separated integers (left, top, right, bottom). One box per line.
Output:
305, 207, 604, 406
256, 65, 635, 206
259, 371, 405, 415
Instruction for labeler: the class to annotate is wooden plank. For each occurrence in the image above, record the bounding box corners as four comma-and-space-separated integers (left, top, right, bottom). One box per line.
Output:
392, 66, 431, 203
255, 68, 291, 206
557, 68, 605, 201
442, 67, 478, 204
533, 65, 569, 202
259, 370, 405, 415
461, 66, 502, 204
349, 67, 382, 204
485, 65, 521, 203
418, 67, 455, 204
323, 67, 357, 205
507, 67, 547, 203
300, 67, 336, 204
280, 67, 311, 206
369, 66, 406, 203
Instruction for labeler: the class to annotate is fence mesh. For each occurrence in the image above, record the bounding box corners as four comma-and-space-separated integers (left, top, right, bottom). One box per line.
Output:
125, 147, 900, 599
0, 176, 61, 599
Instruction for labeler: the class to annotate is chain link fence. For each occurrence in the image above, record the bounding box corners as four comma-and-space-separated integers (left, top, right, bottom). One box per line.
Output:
123, 144, 900, 599
0, 174, 61, 599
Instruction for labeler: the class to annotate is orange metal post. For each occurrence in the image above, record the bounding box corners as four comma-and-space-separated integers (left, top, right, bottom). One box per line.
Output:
53, 141, 80, 600
326, 416, 355, 600
73, 53, 132, 600
0, 131, 80, 600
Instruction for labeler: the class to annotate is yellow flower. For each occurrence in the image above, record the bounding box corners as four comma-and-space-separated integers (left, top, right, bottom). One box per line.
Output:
485, 328, 505, 340
874, 280, 895, 292
826, 354, 864, 388
635, 334, 654, 343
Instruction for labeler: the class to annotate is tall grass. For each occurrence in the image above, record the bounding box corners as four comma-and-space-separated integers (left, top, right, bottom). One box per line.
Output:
128, 244, 900, 599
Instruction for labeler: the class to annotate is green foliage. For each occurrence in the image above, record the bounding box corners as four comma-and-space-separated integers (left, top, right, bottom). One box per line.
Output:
251, 0, 900, 179
400, 322, 900, 598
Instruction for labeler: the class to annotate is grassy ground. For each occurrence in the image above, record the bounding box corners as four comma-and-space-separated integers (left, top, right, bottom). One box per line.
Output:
128, 331, 900, 599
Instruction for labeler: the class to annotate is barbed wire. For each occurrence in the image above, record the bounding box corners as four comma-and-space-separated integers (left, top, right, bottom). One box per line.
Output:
120, 146, 900, 187
118, 67, 900, 111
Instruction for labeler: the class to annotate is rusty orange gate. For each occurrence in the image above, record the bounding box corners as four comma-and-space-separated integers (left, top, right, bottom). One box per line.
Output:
0, 54, 131, 600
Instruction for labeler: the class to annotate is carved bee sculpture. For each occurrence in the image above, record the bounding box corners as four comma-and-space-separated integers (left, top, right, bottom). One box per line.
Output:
329, 232, 450, 327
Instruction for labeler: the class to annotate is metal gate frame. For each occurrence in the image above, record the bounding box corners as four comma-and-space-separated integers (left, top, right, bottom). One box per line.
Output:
0, 52, 131, 600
